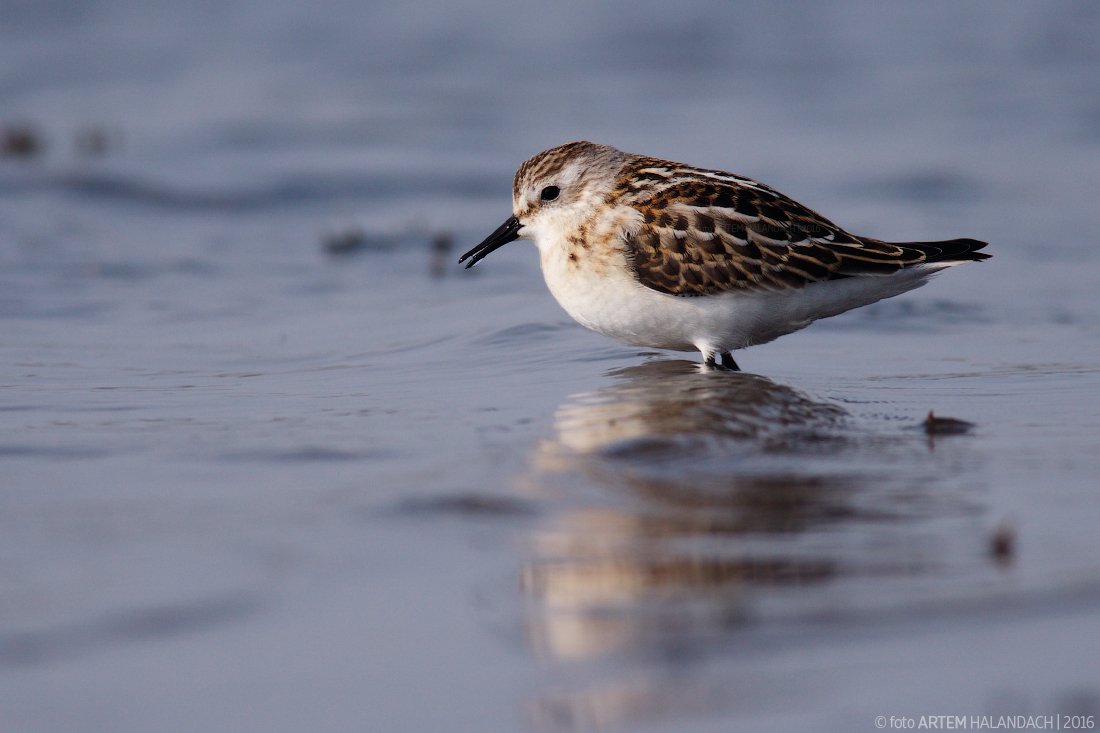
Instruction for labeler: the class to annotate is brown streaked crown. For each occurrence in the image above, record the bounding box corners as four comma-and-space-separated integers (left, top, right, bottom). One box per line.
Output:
512, 141, 623, 204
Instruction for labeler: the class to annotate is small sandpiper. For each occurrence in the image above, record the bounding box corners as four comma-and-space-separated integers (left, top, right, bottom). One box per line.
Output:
460, 141, 989, 370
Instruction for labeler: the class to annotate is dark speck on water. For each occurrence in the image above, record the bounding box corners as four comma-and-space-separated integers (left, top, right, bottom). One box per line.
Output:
991, 522, 1017, 567
386, 493, 541, 519
3, 1, 1100, 731
922, 410, 976, 436
1, 123, 44, 158
321, 226, 372, 255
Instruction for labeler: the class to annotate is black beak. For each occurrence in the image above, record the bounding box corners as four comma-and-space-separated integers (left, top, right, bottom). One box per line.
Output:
459, 216, 522, 269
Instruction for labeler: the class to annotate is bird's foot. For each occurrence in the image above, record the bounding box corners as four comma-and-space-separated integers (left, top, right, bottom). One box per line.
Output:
703, 352, 742, 371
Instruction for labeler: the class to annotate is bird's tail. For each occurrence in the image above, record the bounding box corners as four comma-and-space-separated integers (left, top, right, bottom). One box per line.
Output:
892, 237, 991, 264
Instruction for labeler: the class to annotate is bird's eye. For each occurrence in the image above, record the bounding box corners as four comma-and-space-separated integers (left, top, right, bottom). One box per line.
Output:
540, 185, 560, 201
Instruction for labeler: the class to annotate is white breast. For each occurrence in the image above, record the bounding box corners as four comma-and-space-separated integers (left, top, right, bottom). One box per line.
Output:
535, 228, 757, 353
530, 215, 941, 356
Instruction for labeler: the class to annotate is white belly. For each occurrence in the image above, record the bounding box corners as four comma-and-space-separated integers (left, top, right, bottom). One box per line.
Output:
536, 238, 939, 355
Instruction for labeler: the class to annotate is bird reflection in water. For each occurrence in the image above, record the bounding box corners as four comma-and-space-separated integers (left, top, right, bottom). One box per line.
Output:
520, 360, 968, 731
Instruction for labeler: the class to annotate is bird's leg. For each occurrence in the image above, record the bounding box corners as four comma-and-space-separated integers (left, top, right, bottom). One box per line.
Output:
702, 351, 740, 371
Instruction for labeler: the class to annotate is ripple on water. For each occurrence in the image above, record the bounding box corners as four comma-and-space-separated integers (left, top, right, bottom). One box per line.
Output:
0, 593, 262, 668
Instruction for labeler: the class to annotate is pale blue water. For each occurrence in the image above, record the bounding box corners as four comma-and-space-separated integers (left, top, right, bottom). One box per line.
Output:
3, 1, 1100, 731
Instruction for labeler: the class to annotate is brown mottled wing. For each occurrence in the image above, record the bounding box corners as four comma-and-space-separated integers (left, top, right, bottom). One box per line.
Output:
622, 177, 988, 296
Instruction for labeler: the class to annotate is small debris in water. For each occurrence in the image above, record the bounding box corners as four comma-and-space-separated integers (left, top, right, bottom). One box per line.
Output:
75, 125, 119, 157
990, 522, 1015, 566
1, 123, 44, 159
387, 493, 541, 518
923, 410, 975, 436
429, 232, 453, 278
322, 226, 372, 255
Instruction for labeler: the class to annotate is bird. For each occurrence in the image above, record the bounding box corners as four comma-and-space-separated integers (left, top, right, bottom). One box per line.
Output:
460, 141, 989, 371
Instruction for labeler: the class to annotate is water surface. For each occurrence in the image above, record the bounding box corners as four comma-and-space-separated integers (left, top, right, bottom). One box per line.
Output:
3, 1, 1100, 731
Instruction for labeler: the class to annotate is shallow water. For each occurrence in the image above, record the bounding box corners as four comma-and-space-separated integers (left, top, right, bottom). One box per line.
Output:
3, 1, 1100, 731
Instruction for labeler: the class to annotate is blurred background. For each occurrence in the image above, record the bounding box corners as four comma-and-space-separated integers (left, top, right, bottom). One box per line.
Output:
3, 1, 1100, 731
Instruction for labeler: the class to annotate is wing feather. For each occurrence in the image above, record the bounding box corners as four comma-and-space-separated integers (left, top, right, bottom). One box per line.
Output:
617, 166, 988, 297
